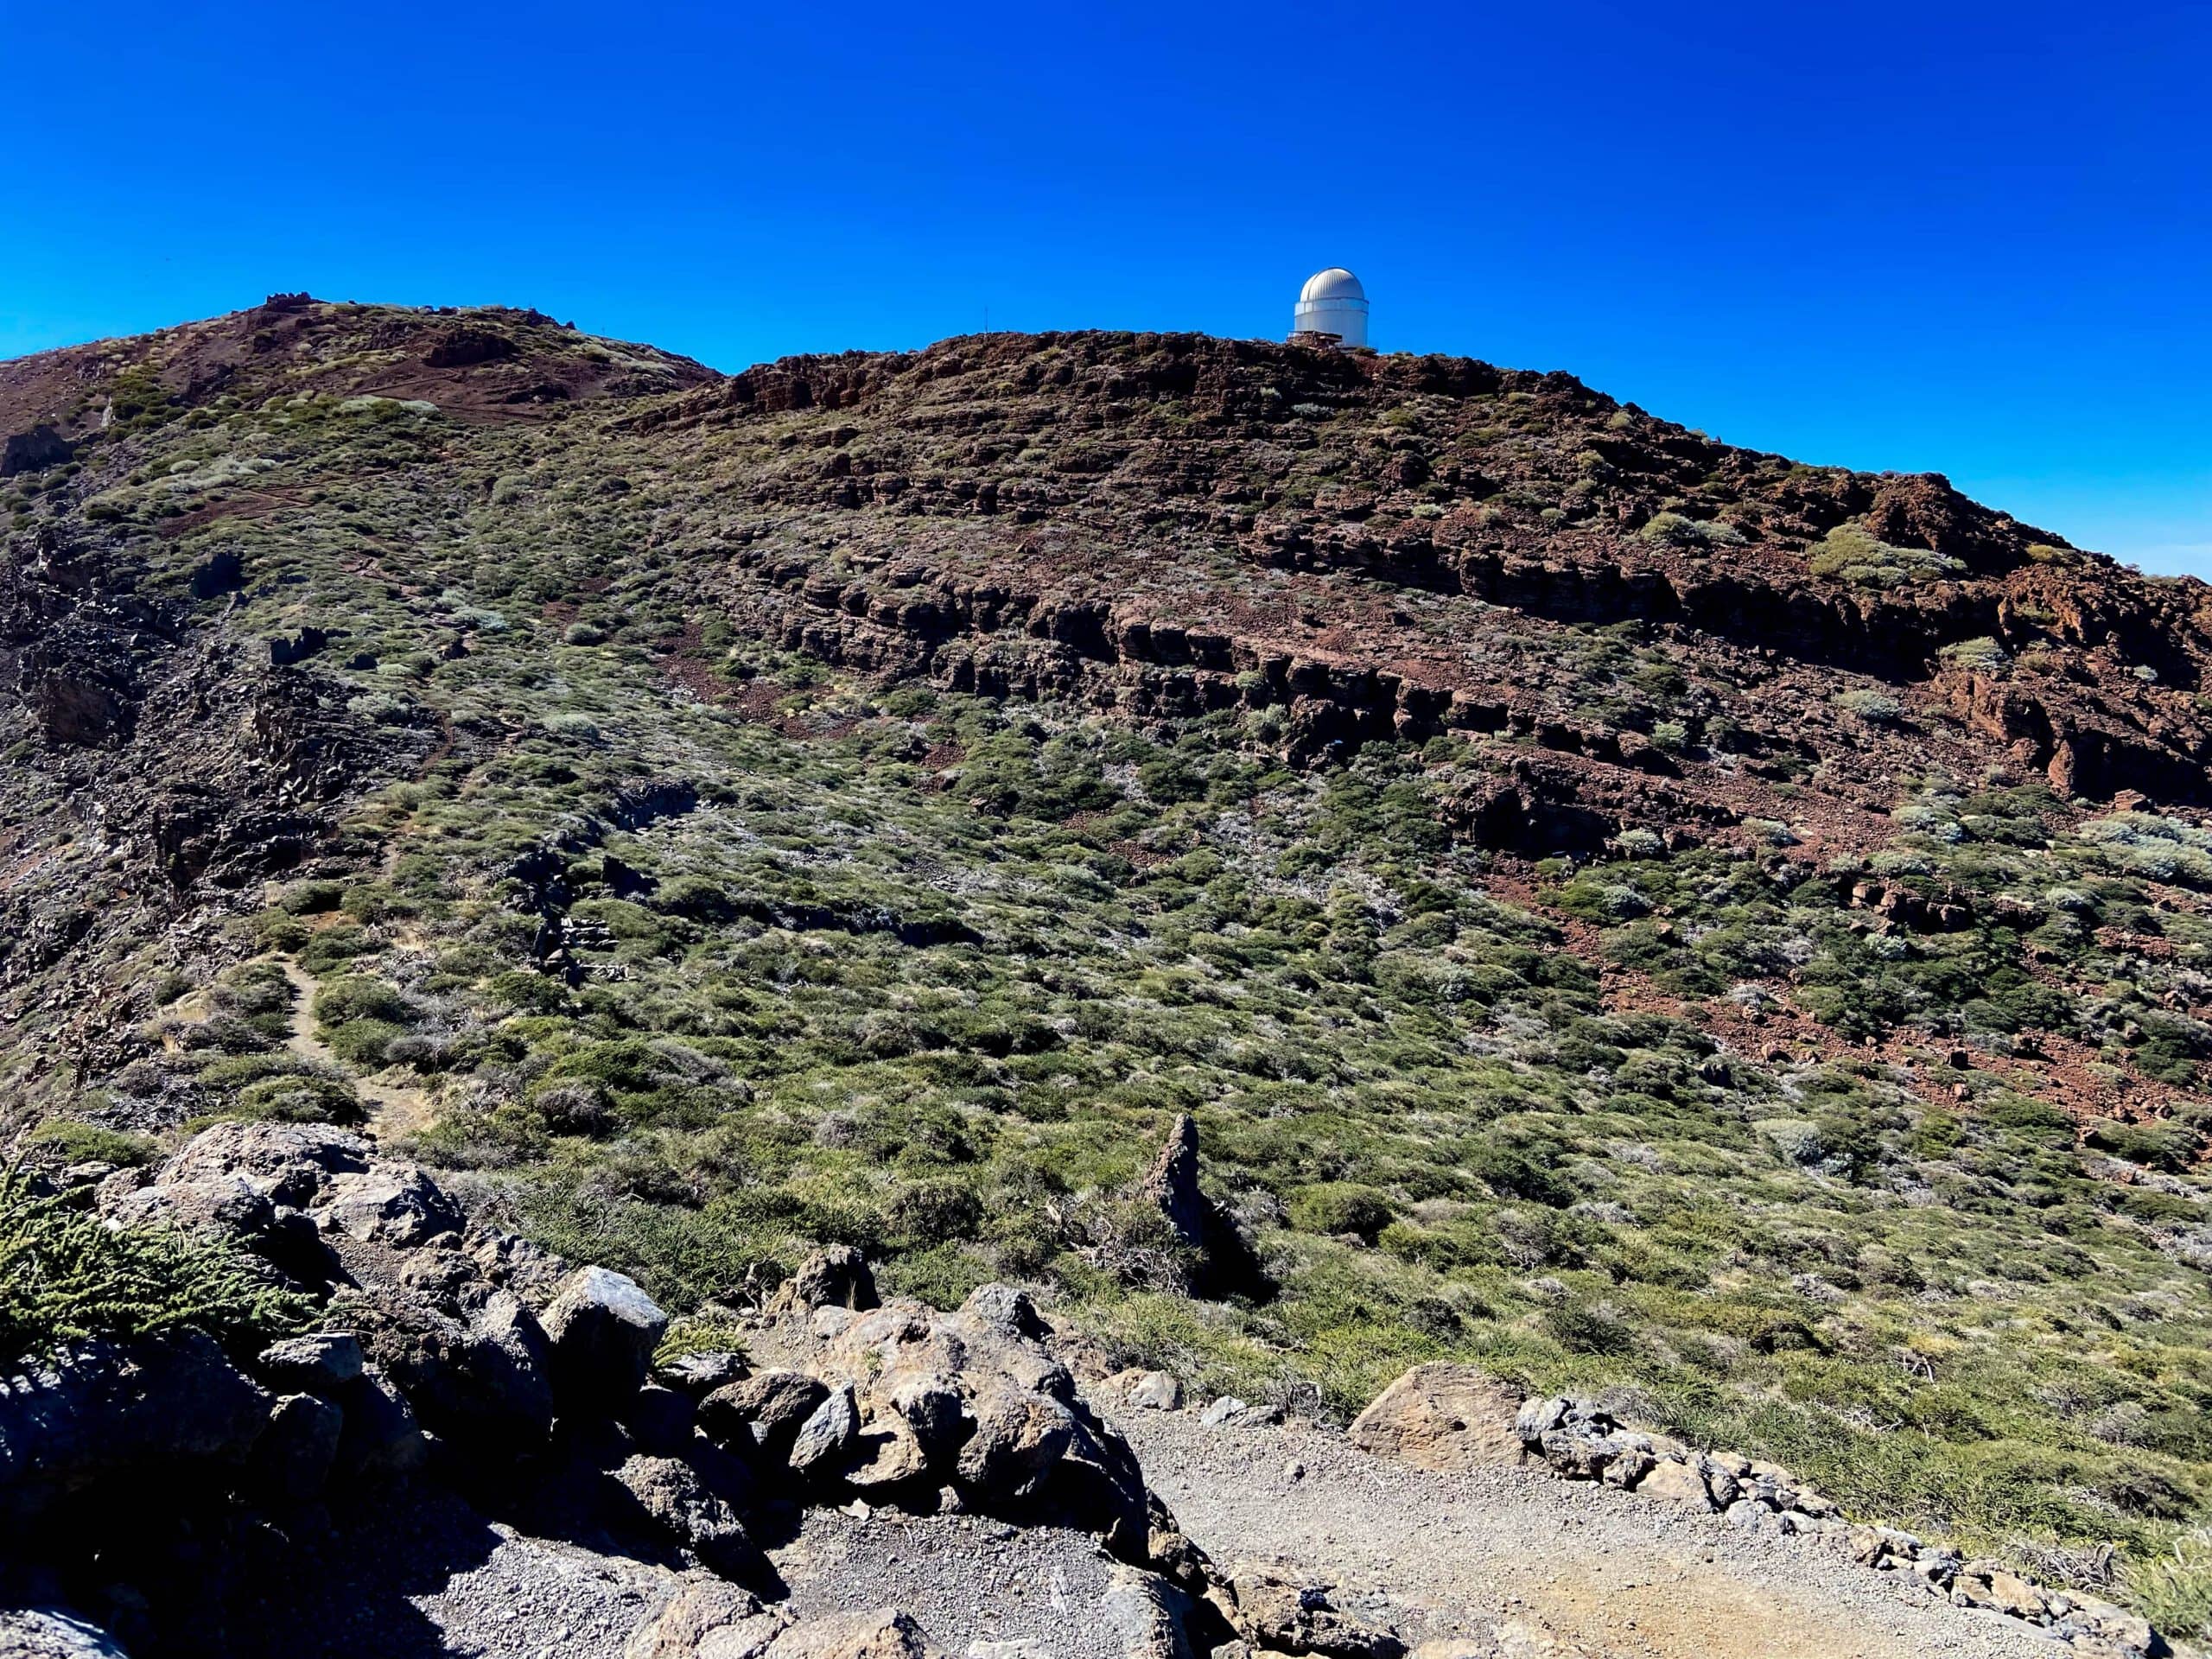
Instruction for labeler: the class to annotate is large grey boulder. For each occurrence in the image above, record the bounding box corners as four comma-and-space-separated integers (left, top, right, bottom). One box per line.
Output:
330, 1282, 553, 1452
1350, 1364, 1525, 1472
331, 1365, 427, 1481
543, 1266, 670, 1413
881, 1372, 963, 1468
0, 1335, 270, 1527
255, 1332, 363, 1395
249, 1391, 343, 1503
787, 1383, 858, 1476
100, 1176, 274, 1240
655, 1350, 748, 1398
1037, 1412, 1151, 1560
152, 1121, 370, 1208
317, 1166, 464, 1248
1098, 1567, 1196, 1659
611, 1454, 764, 1581
698, 1371, 828, 1462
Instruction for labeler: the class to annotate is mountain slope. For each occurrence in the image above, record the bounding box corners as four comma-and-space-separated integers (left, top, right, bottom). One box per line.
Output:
3, 299, 2209, 1636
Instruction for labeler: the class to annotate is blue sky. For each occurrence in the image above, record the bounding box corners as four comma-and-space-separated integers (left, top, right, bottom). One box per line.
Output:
3, 1, 2206, 571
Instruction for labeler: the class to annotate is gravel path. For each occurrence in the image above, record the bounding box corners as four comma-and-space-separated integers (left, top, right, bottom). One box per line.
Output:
1116, 1405, 2062, 1659
772, 1508, 1128, 1656
229, 1486, 676, 1659
228, 1406, 2066, 1659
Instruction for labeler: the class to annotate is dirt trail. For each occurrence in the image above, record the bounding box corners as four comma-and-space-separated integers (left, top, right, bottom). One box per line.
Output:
1116, 1408, 2063, 1659
272, 957, 435, 1143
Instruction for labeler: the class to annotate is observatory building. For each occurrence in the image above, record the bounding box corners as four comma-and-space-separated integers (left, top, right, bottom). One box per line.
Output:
1291, 267, 1369, 348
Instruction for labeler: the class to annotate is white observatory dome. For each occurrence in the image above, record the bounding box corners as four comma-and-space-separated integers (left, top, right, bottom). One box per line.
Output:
1292, 267, 1369, 347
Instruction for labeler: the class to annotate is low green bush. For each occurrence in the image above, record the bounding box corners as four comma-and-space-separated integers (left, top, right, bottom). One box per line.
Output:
24, 1119, 161, 1169
0, 1173, 310, 1366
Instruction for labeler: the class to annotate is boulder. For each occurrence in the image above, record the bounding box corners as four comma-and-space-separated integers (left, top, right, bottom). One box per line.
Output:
1351, 1365, 1523, 1472
2055, 1597, 2159, 1659
1, 424, 77, 479
1952, 1562, 2047, 1620
249, 1392, 343, 1503
101, 1176, 274, 1240
1098, 1566, 1194, 1659
626, 1384, 699, 1456
764, 1610, 942, 1659
255, 1332, 364, 1395
318, 1166, 464, 1248
1699, 1458, 1741, 1508
781, 1246, 878, 1314
1198, 1397, 1281, 1429
1636, 1457, 1717, 1511
625, 1580, 788, 1659
957, 1284, 1046, 1342
335, 1282, 554, 1450
656, 1351, 750, 1398
699, 1371, 829, 1461
1131, 1115, 1265, 1297
152, 1122, 369, 1207
612, 1455, 764, 1582
466, 1228, 574, 1302
1111, 1370, 1185, 1412
788, 1383, 859, 1476
1033, 1412, 1152, 1560
466, 1290, 559, 1435
956, 1386, 1074, 1500
882, 1372, 964, 1466
331, 1366, 427, 1481
0, 1335, 270, 1527
1136, 1114, 1214, 1256
1599, 1447, 1654, 1489
1224, 1565, 1405, 1659
839, 1411, 931, 1491
543, 1266, 671, 1412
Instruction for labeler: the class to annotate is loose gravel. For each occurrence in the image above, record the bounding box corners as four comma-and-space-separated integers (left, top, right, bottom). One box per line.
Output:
1117, 1404, 2065, 1659
227, 1403, 2069, 1659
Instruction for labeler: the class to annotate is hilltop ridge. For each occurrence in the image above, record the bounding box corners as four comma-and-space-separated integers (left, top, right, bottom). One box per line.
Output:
3, 299, 2210, 1648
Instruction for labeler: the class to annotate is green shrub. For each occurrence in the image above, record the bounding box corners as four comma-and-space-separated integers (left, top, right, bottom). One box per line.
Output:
1835, 689, 1903, 722
2129, 1535, 2212, 1644
0, 1172, 311, 1366
24, 1119, 161, 1169
1641, 512, 1745, 550
2080, 814, 2212, 889
1288, 1183, 1395, 1241
1808, 524, 1962, 588
279, 880, 347, 915
312, 976, 416, 1028
326, 1020, 406, 1068
1939, 636, 2009, 672
232, 1073, 364, 1124
1543, 1299, 1636, 1355
658, 874, 737, 920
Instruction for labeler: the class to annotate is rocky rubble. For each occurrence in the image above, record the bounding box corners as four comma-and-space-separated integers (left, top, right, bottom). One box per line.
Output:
0, 1122, 1249, 1659
1503, 1389, 2162, 1659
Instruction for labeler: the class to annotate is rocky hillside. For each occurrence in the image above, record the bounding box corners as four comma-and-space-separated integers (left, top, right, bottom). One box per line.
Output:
3, 299, 2210, 1643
